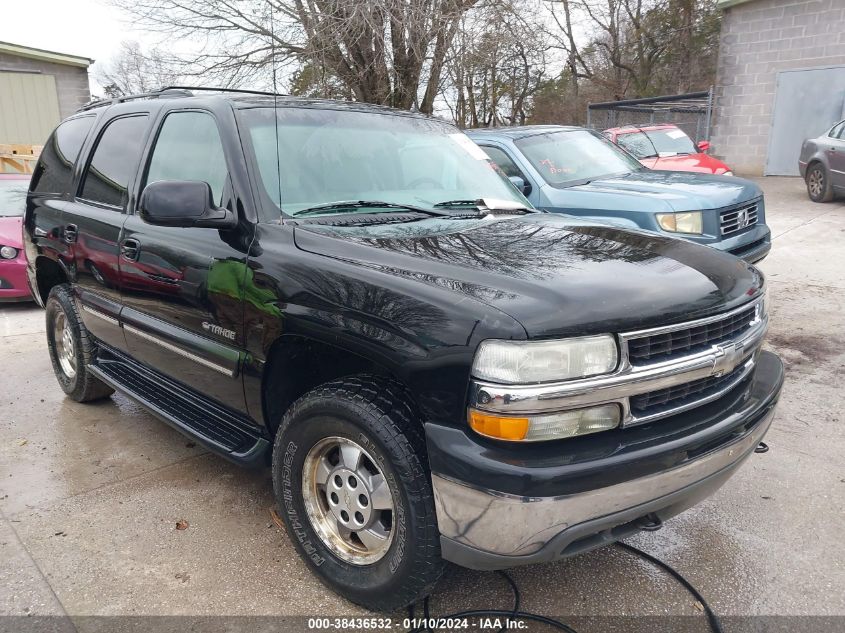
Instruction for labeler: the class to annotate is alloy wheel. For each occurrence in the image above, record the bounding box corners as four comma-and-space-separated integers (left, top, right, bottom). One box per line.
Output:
808, 168, 824, 198
53, 310, 77, 379
302, 436, 395, 565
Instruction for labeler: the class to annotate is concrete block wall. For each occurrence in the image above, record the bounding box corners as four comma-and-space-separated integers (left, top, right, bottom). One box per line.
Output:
0, 52, 90, 120
711, 0, 845, 175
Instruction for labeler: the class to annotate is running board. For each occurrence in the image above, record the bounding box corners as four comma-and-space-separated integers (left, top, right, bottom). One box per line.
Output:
90, 347, 270, 467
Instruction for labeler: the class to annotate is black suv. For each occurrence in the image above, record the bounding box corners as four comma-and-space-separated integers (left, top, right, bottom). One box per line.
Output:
23, 88, 784, 612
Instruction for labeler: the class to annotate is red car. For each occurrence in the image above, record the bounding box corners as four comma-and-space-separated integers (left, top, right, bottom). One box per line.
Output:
603, 124, 733, 175
0, 173, 32, 302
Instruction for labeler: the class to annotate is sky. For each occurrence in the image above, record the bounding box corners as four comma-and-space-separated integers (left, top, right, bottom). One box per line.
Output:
0, 0, 152, 94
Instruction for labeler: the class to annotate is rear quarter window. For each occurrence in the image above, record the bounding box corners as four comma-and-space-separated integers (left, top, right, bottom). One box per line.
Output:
30, 116, 96, 195
79, 115, 149, 208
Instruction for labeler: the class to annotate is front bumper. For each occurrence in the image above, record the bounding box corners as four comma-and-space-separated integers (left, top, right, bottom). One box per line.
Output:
0, 257, 32, 302
427, 350, 783, 570
728, 234, 771, 264
700, 224, 771, 264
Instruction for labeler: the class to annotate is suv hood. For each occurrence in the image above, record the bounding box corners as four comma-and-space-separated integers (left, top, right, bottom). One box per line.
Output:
293, 214, 762, 339
543, 170, 760, 213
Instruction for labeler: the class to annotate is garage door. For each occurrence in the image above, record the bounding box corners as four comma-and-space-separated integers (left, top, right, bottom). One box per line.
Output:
0, 72, 61, 145
765, 65, 845, 176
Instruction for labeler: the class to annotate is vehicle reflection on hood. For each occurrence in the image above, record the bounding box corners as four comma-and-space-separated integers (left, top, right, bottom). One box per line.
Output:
293, 213, 762, 337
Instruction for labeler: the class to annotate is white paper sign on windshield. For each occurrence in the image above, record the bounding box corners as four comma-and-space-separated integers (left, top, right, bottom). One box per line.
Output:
666, 129, 687, 139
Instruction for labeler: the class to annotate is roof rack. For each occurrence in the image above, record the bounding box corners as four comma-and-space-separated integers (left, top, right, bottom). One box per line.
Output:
77, 89, 181, 112
158, 86, 284, 97
77, 86, 285, 113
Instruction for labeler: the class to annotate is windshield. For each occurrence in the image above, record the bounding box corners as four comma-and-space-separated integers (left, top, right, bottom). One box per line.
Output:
0, 179, 29, 217
514, 130, 643, 188
238, 107, 527, 217
616, 128, 697, 158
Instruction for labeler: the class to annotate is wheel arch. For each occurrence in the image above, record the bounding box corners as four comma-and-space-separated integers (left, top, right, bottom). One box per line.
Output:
806, 157, 824, 172
34, 256, 70, 305
261, 334, 421, 437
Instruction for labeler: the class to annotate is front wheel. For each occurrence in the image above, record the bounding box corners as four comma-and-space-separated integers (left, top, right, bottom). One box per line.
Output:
806, 163, 834, 202
271, 376, 444, 612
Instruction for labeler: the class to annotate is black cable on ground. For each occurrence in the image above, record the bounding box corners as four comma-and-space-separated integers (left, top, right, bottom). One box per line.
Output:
615, 542, 724, 633
407, 542, 724, 633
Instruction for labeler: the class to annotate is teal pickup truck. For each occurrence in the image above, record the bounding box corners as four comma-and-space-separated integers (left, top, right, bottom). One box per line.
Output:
468, 125, 771, 263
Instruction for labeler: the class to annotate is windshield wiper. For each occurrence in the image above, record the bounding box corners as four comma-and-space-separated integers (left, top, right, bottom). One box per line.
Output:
433, 198, 536, 214
294, 200, 450, 217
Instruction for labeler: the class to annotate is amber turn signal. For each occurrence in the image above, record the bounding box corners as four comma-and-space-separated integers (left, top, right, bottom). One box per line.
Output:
468, 404, 621, 442
468, 410, 530, 441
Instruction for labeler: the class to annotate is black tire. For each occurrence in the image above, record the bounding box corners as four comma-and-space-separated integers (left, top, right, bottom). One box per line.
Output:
806, 162, 834, 202
271, 375, 444, 612
45, 284, 114, 402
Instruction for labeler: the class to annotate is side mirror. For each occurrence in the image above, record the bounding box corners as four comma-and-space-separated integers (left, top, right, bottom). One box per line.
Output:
138, 180, 237, 229
508, 175, 531, 196
697, 140, 711, 153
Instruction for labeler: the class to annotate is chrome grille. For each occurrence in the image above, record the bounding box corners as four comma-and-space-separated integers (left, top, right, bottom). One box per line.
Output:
630, 360, 751, 415
469, 295, 768, 430
627, 305, 757, 364
720, 201, 759, 235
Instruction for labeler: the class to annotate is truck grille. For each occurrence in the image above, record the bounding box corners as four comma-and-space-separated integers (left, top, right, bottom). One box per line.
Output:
627, 305, 757, 364
630, 361, 750, 414
720, 201, 759, 235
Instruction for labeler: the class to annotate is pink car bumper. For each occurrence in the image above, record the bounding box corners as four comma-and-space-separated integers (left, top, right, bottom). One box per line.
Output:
0, 252, 31, 301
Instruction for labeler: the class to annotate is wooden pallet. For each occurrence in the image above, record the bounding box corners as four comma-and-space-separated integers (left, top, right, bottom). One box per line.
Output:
0, 144, 42, 174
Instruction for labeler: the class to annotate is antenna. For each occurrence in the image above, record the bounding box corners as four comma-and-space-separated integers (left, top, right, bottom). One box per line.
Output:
268, 1, 283, 216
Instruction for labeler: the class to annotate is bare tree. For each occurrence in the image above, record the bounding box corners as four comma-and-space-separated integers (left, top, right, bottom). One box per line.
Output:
110, 0, 480, 112
542, 0, 718, 100
443, 2, 547, 127
94, 40, 181, 96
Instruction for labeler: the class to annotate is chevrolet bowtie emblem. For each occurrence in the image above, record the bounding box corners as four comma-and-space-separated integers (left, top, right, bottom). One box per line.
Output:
713, 341, 745, 376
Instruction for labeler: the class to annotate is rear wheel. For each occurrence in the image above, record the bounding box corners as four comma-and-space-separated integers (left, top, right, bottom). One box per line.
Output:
45, 285, 114, 402
271, 376, 444, 611
806, 163, 834, 202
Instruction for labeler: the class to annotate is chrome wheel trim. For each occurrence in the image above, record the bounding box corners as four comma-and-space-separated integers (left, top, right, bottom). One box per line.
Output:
808, 169, 823, 197
302, 436, 395, 565
53, 310, 77, 379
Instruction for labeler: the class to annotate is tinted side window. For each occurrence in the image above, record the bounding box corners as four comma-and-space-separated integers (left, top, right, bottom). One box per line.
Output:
80, 115, 149, 208
30, 116, 95, 194
831, 121, 845, 139
145, 111, 228, 204
481, 146, 525, 179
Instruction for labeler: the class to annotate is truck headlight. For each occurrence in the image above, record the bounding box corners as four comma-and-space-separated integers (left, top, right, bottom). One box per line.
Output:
472, 335, 618, 384
469, 404, 621, 442
656, 211, 703, 234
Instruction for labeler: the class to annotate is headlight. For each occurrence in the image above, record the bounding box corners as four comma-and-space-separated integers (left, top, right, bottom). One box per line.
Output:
472, 335, 618, 384
723, 171, 734, 176
0, 245, 18, 259
656, 211, 703, 234
469, 404, 621, 442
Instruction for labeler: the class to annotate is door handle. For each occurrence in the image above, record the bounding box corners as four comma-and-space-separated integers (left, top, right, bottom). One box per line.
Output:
120, 238, 141, 261
64, 224, 78, 243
